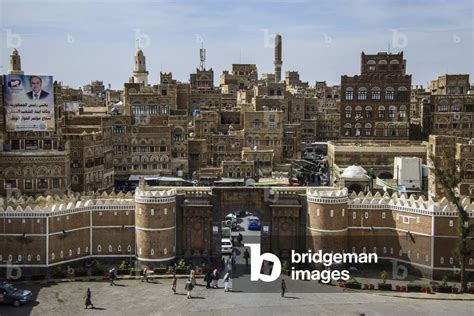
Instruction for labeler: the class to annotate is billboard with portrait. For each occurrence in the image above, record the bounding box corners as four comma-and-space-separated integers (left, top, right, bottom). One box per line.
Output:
3, 74, 55, 131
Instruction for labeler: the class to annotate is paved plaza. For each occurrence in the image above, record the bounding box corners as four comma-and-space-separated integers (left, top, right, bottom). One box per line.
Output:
1, 215, 473, 315
1, 278, 474, 316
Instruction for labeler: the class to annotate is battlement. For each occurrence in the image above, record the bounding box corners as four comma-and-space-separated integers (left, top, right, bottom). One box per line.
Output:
134, 187, 176, 204
0, 198, 134, 217
347, 190, 474, 216
306, 187, 348, 204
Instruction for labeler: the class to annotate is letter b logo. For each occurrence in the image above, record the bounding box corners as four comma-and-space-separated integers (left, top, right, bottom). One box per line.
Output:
245, 243, 281, 282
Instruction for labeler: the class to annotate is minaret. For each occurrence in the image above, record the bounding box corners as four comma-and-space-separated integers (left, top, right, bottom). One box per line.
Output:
132, 48, 149, 85
9, 48, 24, 75
274, 33, 282, 82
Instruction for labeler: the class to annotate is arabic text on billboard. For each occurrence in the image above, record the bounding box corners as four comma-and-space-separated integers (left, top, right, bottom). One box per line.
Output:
3, 75, 55, 131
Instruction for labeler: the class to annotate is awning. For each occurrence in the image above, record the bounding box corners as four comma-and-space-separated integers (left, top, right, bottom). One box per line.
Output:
128, 174, 161, 181
214, 177, 245, 184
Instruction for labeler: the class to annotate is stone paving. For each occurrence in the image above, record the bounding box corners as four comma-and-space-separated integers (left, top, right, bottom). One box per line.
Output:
1, 278, 474, 316
2, 215, 473, 315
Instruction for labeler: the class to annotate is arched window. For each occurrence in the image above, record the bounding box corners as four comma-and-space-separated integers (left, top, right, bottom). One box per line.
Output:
355, 123, 362, 137
253, 119, 261, 129
388, 124, 396, 136
388, 106, 397, 119
358, 87, 367, 100
367, 60, 376, 71
354, 105, 362, 119
365, 106, 372, 118
345, 106, 352, 118
364, 123, 372, 136
399, 105, 407, 119
345, 87, 353, 101
438, 100, 449, 112
385, 87, 394, 101
375, 123, 385, 137
378, 106, 385, 118
390, 59, 400, 71
397, 86, 408, 101
452, 101, 462, 112
343, 123, 352, 136
371, 87, 381, 100
398, 123, 409, 137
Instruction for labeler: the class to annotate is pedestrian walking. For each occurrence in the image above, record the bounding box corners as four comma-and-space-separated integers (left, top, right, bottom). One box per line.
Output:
212, 268, 219, 288
221, 257, 225, 270
226, 257, 232, 273
237, 233, 243, 246
224, 272, 231, 292
244, 248, 250, 267
281, 279, 287, 297
109, 267, 116, 286
190, 268, 196, 285
172, 273, 177, 294
232, 249, 237, 267
142, 266, 149, 282
204, 270, 212, 289
185, 278, 194, 299
84, 288, 94, 309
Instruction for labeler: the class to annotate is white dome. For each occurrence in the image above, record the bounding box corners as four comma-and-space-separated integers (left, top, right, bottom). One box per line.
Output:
341, 165, 368, 179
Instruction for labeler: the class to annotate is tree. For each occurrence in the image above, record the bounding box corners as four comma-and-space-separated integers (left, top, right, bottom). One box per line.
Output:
429, 145, 472, 292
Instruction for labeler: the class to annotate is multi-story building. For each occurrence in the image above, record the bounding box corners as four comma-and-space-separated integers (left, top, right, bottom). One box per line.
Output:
0, 50, 70, 196
422, 75, 474, 138
83, 80, 106, 95
428, 135, 474, 200
341, 52, 412, 139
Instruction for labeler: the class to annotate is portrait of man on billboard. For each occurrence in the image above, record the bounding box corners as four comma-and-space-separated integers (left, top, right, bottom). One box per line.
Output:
26, 75, 50, 100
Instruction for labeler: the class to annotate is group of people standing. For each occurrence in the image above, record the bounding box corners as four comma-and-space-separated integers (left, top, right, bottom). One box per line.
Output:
84, 231, 272, 307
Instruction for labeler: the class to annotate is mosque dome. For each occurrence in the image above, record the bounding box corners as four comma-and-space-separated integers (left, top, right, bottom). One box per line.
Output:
341, 165, 368, 179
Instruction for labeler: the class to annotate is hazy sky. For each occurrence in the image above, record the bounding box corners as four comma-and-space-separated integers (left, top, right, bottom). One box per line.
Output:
1, 0, 473, 89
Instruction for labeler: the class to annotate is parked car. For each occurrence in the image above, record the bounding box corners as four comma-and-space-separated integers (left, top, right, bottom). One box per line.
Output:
0, 282, 32, 307
221, 238, 233, 255
247, 216, 261, 231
